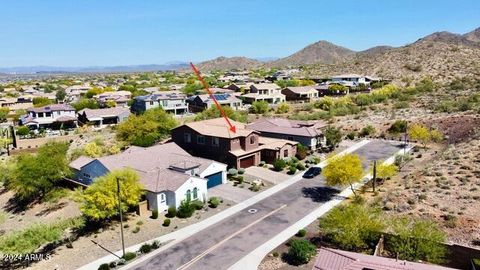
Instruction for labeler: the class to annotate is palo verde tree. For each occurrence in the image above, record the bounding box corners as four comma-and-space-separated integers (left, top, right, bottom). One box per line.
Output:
324, 126, 342, 149
374, 162, 398, 180
319, 204, 384, 251
79, 169, 143, 221
322, 153, 364, 197
387, 217, 446, 264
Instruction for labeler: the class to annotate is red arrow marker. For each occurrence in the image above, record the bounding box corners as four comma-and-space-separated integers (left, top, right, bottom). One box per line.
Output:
190, 62, 237, 133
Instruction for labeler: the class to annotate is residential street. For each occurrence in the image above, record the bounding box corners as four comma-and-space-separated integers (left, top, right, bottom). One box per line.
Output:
126, 140, 404, 270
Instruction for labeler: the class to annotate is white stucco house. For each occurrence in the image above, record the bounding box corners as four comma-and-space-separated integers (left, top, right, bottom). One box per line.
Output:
69, 142, 227, 212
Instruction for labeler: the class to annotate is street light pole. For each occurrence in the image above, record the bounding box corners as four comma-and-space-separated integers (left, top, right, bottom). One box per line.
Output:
116, 177, 126, 258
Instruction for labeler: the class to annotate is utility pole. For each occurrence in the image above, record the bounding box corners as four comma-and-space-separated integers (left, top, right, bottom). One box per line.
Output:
116, 177, 126, 258
372, 160, 377, 193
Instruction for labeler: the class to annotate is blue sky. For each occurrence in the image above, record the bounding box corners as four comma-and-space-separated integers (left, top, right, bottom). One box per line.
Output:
0, 0, 479, 67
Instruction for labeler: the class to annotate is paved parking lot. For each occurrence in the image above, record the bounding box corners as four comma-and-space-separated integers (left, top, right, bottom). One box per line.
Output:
208, 182, 257, 203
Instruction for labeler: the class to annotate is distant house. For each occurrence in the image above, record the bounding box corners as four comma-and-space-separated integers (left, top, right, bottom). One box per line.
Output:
187, 93, 243, 112
0, 97, 33, 112
131, 91, 189, 116
171, 118, 297, 168
282, 86, 319, 101
69, 142, 228, 212
242, 83, 286, 104
312, 247, 456, 270
65, 84, 91, 102
247, 118, 326, 150
94, 91, 131, 107
20, 104, 77, 130
77, 107, 130, 128
330, 74, 381, 88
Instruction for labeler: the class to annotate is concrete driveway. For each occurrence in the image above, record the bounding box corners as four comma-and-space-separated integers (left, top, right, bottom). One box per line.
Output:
244, 166, 290, 184
208, 182, 257, 203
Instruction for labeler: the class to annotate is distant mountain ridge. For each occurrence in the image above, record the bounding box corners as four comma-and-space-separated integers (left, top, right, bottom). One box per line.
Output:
0, 63, 190, 74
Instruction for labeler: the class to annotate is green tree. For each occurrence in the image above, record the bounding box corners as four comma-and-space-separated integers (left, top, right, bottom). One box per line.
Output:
323, 153, 364, 197
319, 204, 384, 250
176, 199, 195, 218
84, 142, 104, 158
194, 105, 247, 123
275, 102, 290, 114
273, 159, 287, 171
79, 169, 143, 221
16, 126, 30, 136
72, 98, 99, 111
287, 239, 317, 265
55, 89, 67, 101
32, 97, 54, 107
0, 107, 10, 123
250, 101, 269, 114
324, 126, 342, 148
8, 141, 70, 201
327, 84, 348, 94
116, 108, 177, 147
387, 218, 446, 263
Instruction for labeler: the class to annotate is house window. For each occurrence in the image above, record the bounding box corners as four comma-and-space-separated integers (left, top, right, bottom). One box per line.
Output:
184, 133, 191, 143
46, 112, 52, 117
186, 189, 191, 201
197, 135, 205, 144
193, 188, 198, 200
38, 112, 44, 117
149, 101, 154, 105
212, 137, 219, 147
250, 136, 255, 144
160, 193, 166, 202
283, 149, 289, 157
83, 173, 91, 179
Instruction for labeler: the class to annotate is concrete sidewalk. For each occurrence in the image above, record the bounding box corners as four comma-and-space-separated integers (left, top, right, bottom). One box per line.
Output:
77, 140, 371, 270
228, 145, 412, 270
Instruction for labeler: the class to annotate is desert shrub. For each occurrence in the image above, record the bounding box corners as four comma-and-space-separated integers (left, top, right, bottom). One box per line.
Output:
394, 101, 410, 109
98, 263, 110, 270
16, 126, 30, 136
151, 240, 160, 249
208, 197, 220, 208
132, 226, 140, 233
435, 100, 456, 113
273, 159, 287, 171
123, 252, 136, 261
346, 131, 357, 140
296, 163, 306, 171
162, 218, 171, 227
359, 125, 376, 137
191, 200, 204, 210
228, 168, 238, 176
259, 161, 266, 166
177, 200, 195, 218
296, 229, 307, 237
249, 183, 261, 192
238, 168, 245, 174
287, 239, 317, 265
288, 165, 298, 174
151, 209, 158, 219
166, 206, 176, 218
139, 243, 152, 254
295, 144, 308, 160
388, 120, 407, 134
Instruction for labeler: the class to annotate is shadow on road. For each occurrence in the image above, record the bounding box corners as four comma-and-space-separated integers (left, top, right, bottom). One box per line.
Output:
301, 186, 338, 202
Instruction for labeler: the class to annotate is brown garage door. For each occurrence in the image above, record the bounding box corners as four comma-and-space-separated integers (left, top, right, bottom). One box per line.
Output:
239, 155, 255, 168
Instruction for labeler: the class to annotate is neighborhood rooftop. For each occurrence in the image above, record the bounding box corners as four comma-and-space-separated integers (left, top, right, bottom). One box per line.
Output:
177, 117, 254, 139
247, 118, 326, 137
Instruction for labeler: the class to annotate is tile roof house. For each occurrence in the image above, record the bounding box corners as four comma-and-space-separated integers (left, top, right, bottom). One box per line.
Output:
20, 104, 77, 129
187, 93, 243, 112
171, 118, 297, 168
0, 97, 33, 112
330, 74, 381, 88
247, 118, 327, 150
312, 247, 456, 270
94, 91, 132, 107
77, 107, 130, 128
65, 84, 91, 102
131, 91, 189, 116
69, 142, 227, 212
282, 86, 319, 101
242, 83, 286, 105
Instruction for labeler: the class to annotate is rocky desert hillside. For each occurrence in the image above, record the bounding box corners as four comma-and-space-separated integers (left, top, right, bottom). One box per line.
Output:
268, 40, 355, 67
195, 56, 262, 71
195, 27, 480, 84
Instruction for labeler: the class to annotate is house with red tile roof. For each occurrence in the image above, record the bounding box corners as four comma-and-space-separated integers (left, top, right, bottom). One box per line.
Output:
312, 247, 457, 270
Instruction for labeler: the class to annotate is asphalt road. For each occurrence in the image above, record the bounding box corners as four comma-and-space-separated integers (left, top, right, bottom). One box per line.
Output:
129, 140, 404, 270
